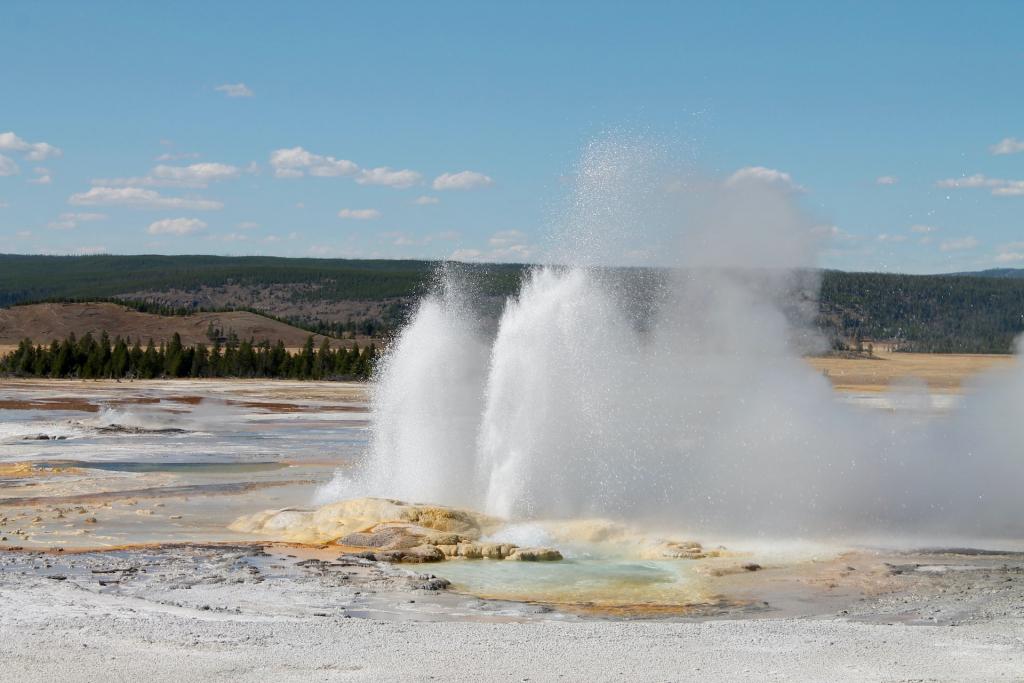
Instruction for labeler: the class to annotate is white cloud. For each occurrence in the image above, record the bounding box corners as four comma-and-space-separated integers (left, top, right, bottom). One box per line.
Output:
357, 167, 422, 188
449, 230, 533, 262
152, 162, 240, 185
70, 187, 223, 210
936, 174, 1000, 189
388, 233, 417, 247
910, 224, 936, 233
725, 166, 804, 192
147, 217, 208, 236
155, 151, 201, 161
383, 230, 458, 247
488, 229, 526, 247
215, 83, 253, 98
269, 146, 358, 178
263, 235, 281, 243
15, 230, 32, 238
237, 221, 260, 230
995, 242, 1024, 262
939, 236, 979, 252
338, 208, 381, 220
450, 248, 483, 260
876, 233, 908, 242
48, 212, 107, 230
220, 232, 248, 242
0, 154, 19, 176
875, 176, 898, 185
414, 195, 440, 205
811, 224, 855, 241
28, 167, 51, 184
432, 170, 494, 191
96, 162, 241, 188
936, 174, 1024, 196
991, 137, 1024, 155
992, 181, 1024, 197
72, 245, 107, 255
0, 131, 62, 161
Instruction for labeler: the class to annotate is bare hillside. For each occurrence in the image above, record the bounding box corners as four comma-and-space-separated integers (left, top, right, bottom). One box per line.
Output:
0, 303, 336, 347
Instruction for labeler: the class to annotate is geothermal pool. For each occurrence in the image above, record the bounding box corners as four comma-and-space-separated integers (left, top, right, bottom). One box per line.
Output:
5, 375, 1017, 617
0, 379, 368, 548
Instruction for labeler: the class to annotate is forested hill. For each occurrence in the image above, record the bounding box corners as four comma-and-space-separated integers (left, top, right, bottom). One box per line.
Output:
2, 254, 1024, 353
954, 268, 1024, 279
0, 254, 446, 305
817, 270, 1024, 353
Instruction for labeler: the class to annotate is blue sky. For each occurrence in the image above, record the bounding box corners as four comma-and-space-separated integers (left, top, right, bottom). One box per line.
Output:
1, 1, 1022, 273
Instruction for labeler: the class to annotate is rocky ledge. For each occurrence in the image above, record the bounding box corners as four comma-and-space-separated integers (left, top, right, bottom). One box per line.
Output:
231, 498, 563, 564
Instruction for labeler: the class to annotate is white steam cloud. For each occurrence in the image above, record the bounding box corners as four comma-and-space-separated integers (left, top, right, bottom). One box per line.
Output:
320, 136, 1024, 545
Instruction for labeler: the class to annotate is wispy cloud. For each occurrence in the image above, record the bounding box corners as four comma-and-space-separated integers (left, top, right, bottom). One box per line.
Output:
990, 137, 1024, 155
269, 147, 358, 178
48, 212, 107, 230
357, 167, 422, 188
939, 236, 979, 252
0, 155, 20, 176
936, 174, 1000, 189
337, 208, 381, 220
28, 167, 52, 185
383, 230, 458, 247
811, 224, 856, 242
910, 224, 936, 233
725, 166, 805, 192
215, 83, 253, 98
995, 242, 1024, 263
147, 217, 208, 236
936, 174, 1024, 196
993, 181, 1024, 197
70, 187, 223, 210
0, 131, 62, 161
95, 162, 242, 189
155, 151, 201, 162
450, 229, 533, 262
432, 170, 494, 191
875, 175, 898, 185
414, 195, 440, 205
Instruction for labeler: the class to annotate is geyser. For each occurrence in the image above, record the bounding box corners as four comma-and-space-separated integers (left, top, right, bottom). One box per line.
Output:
322, 137, 1024, 543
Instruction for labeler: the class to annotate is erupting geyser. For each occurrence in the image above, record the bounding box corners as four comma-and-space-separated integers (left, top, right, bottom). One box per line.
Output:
320, 137, 1024, 543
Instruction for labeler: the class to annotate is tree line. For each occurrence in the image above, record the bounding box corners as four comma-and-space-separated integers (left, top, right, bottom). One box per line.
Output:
4, 254, 1024, 354
818, 270, 1024, 353
0, 332, 376, 380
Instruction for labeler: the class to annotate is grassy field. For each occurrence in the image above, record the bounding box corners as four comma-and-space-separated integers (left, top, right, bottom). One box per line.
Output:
806, 350, 1015, 392
0, 302, 345, 347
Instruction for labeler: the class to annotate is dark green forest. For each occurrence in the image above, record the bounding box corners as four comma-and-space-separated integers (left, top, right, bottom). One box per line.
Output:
0, 332, 376, 380
817, 271, 1024, 353
2, 254, 1024, 354
0, 254, 524, 307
